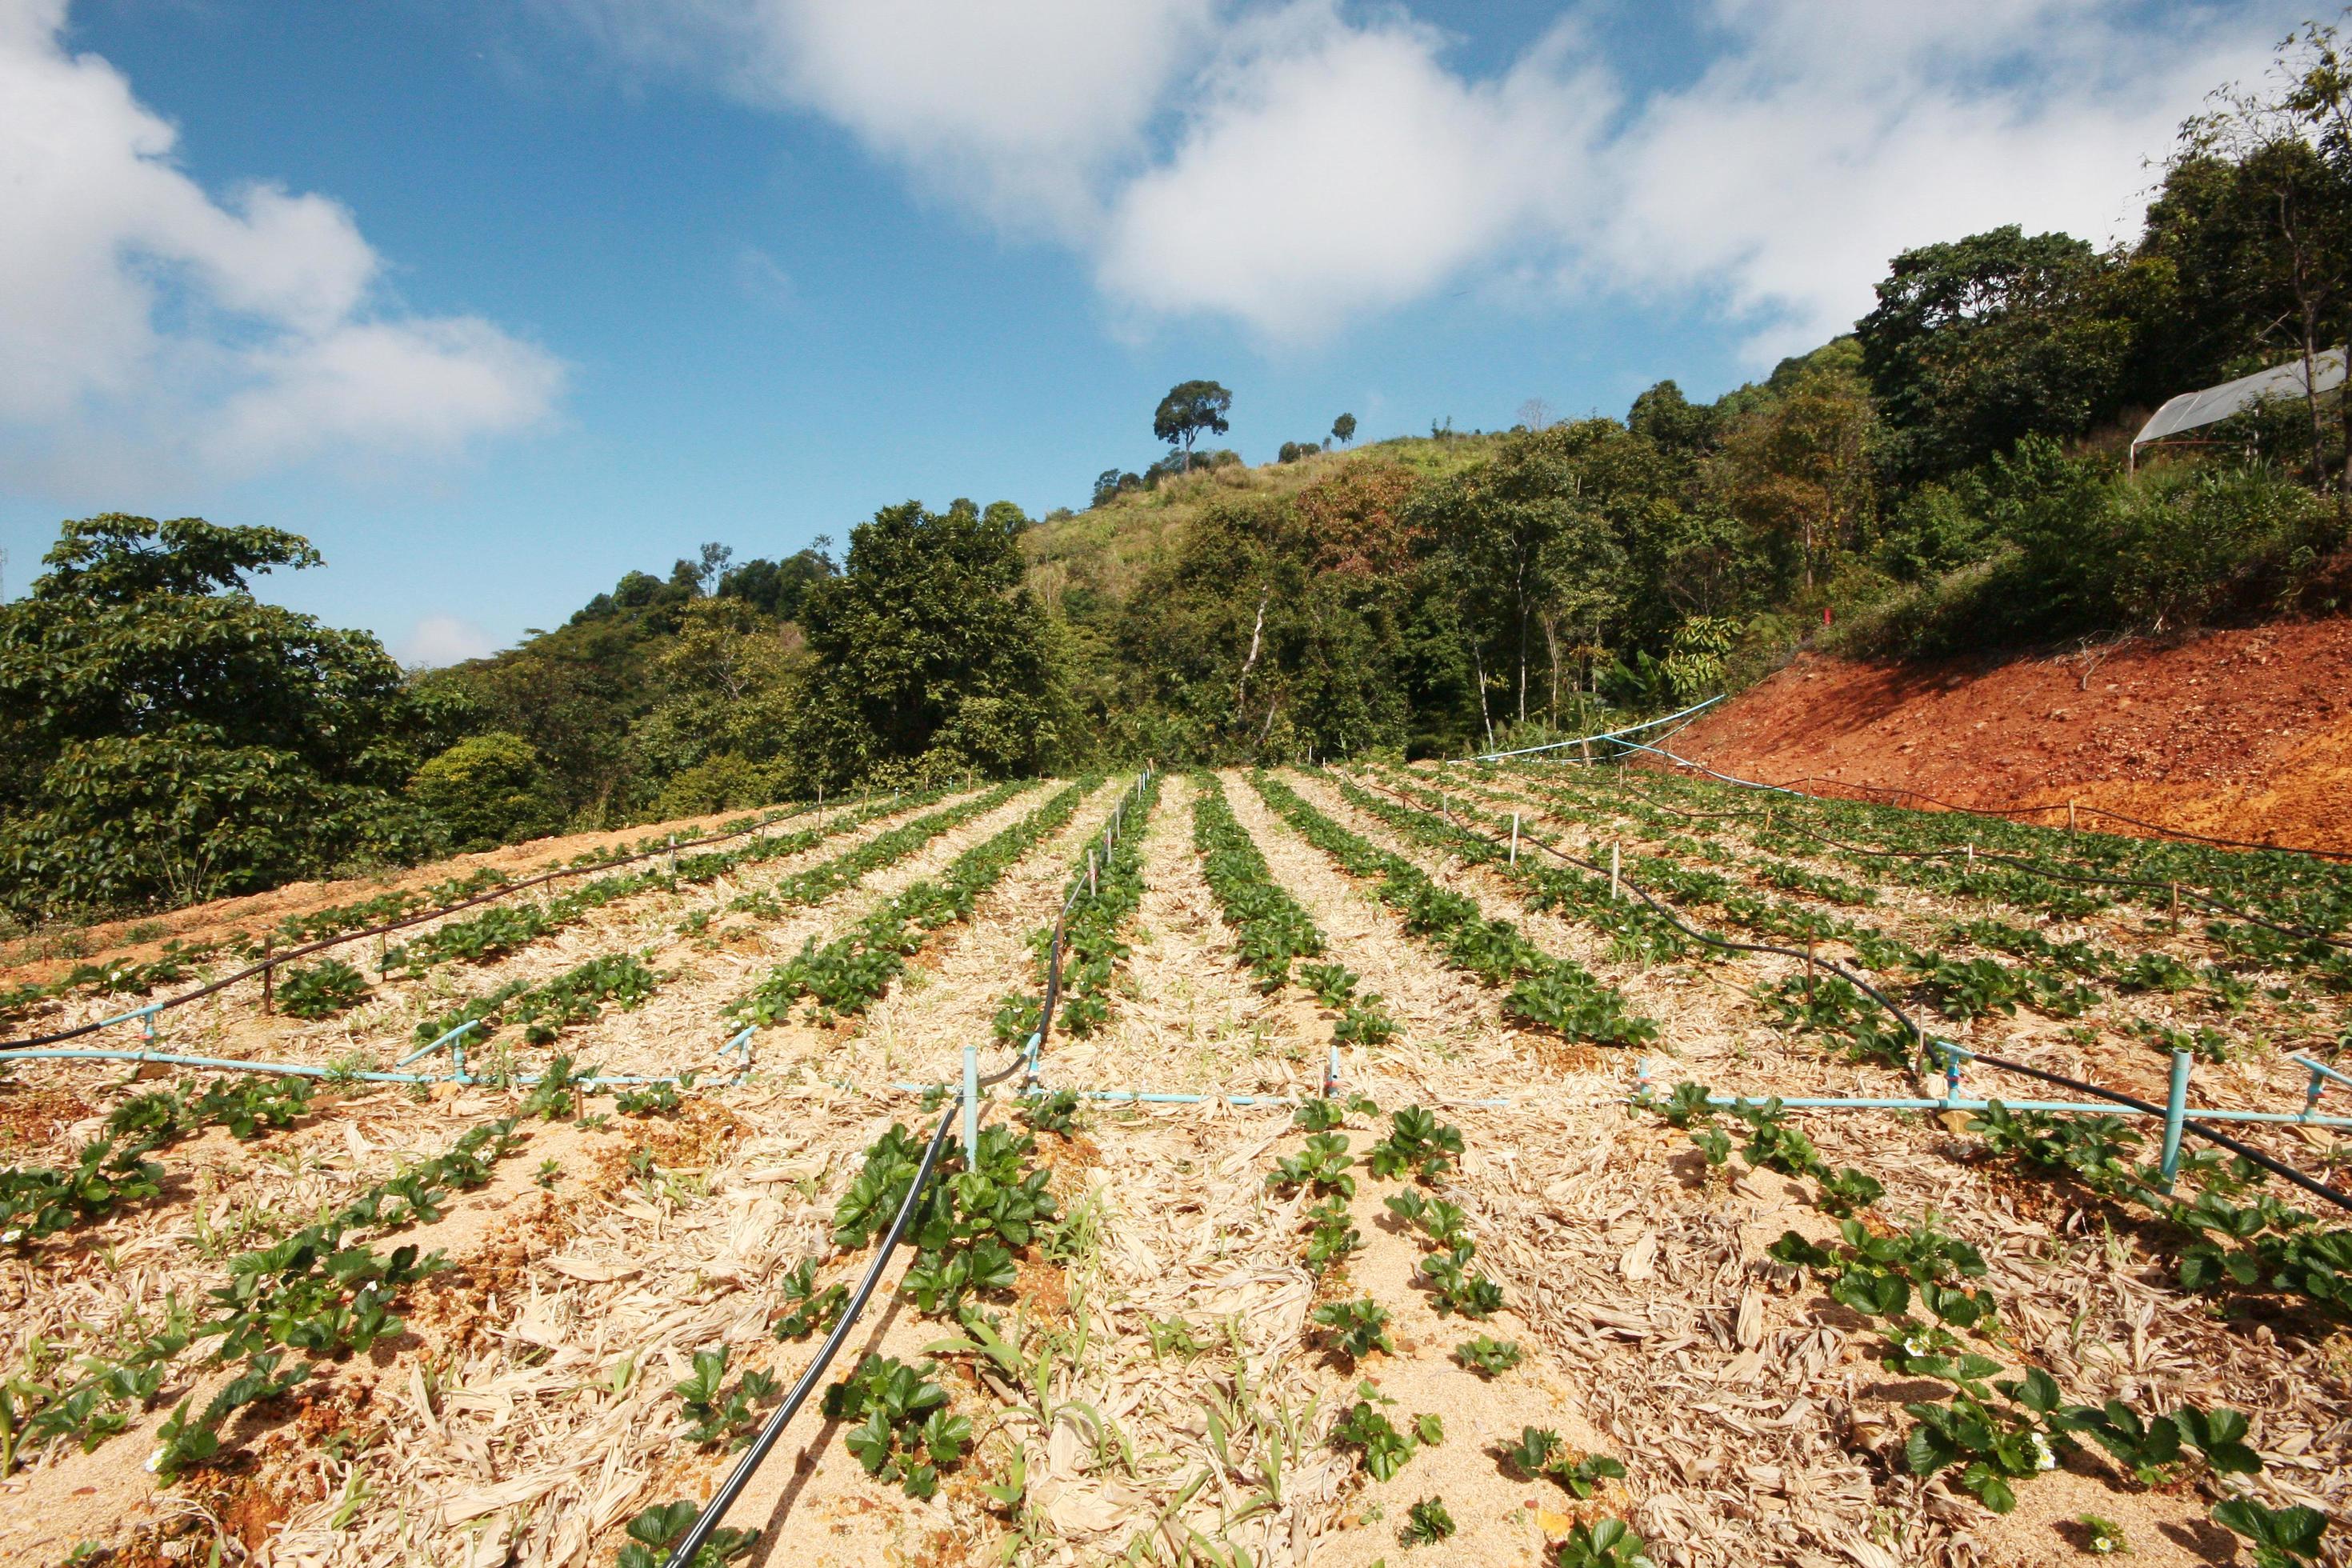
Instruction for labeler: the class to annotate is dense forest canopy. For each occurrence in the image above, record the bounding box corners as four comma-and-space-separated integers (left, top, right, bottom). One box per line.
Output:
2, 22, 2348, 925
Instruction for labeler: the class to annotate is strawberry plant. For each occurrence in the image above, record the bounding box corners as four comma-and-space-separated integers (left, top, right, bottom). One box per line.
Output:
1366, 1106, 1462, 1182
277, 958, 370, 1018
1302, 1194, 1360, 1274
616, 1072, 694, 1117
822, 1354, 968, 1498
1330, 1386, 1421, 1479
2212, 1498, 2328, 1566
1020, 1089, 1081, 1134
1454, 1335, 1522, 1377
1551, 1518, 1654, 1568
522, 1054, 600, 1119
1269, 1132, 1355, 1198
1311, 1298, 1393, 1361
674, 1347, 780, 1449
1508, 1428, 1626, 1497
1400, 1498, 1454, 1545
613, 1500, 758, 1568
150, 1353, 307, 1479
190, 1076, 312, 1139
1294, 1094, 1375, 1133
1418, 1248, 1503, 1317
771, 1258, 847, 1340
995, 775, 1159, 1046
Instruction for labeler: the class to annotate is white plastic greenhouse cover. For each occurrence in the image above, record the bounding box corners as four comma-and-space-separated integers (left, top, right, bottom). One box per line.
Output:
2133, 347, 2346, 449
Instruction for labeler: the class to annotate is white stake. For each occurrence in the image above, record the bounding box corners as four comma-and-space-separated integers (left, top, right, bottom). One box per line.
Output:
1509, 813, 1520, 866
1610, 842, 1621, 902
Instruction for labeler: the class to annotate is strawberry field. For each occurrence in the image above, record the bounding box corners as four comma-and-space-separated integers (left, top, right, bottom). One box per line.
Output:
0, 765, 2345, 1568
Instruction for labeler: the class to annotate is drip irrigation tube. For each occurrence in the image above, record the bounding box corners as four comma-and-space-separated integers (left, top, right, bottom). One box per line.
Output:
1484, 748, 2352, 953
661, 766, 1154, 1568
1346, 769, 2352, 1208
661, 1098, 961, 1568
0, 792, 896, 1052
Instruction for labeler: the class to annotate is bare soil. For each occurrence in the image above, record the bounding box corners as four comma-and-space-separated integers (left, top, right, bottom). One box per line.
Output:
1675, 618, 2352, 855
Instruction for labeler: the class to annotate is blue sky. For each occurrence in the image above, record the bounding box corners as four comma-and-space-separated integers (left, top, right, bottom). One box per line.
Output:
0, 0, 2304, 662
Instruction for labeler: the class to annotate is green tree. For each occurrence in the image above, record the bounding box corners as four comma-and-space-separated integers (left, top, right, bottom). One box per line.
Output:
791, 499, 1071, 785
0, 515, 438, 915
1154, 380, 1234, 470
1857, 226, 2142, 483
1332, 412, 1358, 446
408, 732, 565, 851
1720, 366, 1879, 596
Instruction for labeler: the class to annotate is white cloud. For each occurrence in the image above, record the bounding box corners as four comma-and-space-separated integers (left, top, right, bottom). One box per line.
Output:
0, 0, 565, 486
547, 0, 1217, 234
1584, 0, 2286, 358
555, 0, 2295, 357
398, 612, 499, 668
1097, 5, 1610, 338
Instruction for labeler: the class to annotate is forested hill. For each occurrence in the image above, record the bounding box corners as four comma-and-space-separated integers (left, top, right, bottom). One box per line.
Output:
2, 22, 2349, 928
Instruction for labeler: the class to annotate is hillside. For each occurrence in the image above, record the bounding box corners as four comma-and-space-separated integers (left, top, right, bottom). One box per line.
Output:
1668, 620, 2352, 854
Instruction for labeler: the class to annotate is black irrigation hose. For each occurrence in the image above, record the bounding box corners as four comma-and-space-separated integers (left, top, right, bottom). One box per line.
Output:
662, 1099, 961, 1568
1480, 762, 2352, 954
0, 794, 880, 1050
1350, 770, 2352, 1210
662, 768, 1150, 1566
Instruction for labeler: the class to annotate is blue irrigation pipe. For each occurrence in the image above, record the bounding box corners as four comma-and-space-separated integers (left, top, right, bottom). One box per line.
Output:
1474, 696, 1726, 762
0, 1047, 441, 1086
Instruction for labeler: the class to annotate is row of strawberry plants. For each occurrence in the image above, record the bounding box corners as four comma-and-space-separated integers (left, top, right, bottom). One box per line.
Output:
1348, 770, 1702, 962
1641, 1086, 2322, 1558
1579, 766, 2352, 983
4, 1112, 530, 1475
733, 780, 1094, 1026
0, 1075, 316, 1249
0, 802, 837, 1029
381, 786, 943, 977
990, 772, 1161, 1048
1191, 773, 1400, 1046
1249, 774, 1654, 1045
1262, 1095, 1650, 1565
402, 784, 1014, 1052
410, 949, 665, 1053
1443, 767, 2281, 1048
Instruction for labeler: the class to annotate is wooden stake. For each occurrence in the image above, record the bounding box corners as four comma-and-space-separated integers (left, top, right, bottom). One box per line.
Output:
2067, 800, 2078, 833
262, 936, 274, 1016
2170, 881, 2181, 932
1806, 937, 1817, 1002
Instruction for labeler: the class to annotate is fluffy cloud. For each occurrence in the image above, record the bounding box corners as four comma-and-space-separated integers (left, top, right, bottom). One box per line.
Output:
1585, 0, 2286, 358
398, 612, 500, 669
558, 0, 2295, 356
0, 0, 563, 486
550, 0, 1217, 233
1096, 6, 1608, 338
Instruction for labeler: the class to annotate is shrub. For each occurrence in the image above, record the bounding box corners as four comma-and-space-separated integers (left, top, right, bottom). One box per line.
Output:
407, 732, 564, 852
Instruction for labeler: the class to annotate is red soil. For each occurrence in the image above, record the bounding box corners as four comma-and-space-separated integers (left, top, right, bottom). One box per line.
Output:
1671, 618, 2352, 857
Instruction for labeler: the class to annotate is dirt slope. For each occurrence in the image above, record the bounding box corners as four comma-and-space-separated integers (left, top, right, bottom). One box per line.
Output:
1671, 617, 2352, 855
